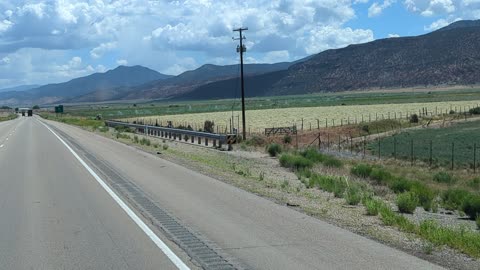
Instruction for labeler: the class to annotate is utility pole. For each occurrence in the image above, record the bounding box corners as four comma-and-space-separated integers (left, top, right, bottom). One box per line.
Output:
233, 27, 248, 140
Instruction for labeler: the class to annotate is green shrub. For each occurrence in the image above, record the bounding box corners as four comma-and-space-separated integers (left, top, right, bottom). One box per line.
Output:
409, 114, 419, 123
396, 192, 419, 214
267, 143, 282, 157
351, 164, 373, 178
203, 120, 215, 133
162, 144, 169, 150
133, 135, 139, 143
462, 195, 480, 220
283, 135, 292, 144
411, 183, 435, 211
309, 174, 346, 197
300, 148, 326, 162
295, 168, 312, 180
365, 198, 381, 216
245, 135, 266, 146
441, 189, 471, 211
345, 185, 362, 205
369, 167, 393, 184
333, 179, 347, 198
433, 171, 456, 184
419, 220, 480, 258
323, 156, 343, 168
279, 154, 313, 170
469, 178, 480, 189
378, 203, 416, 232
389, 178, 414, 193
469, 107, 480, 115
139, 138, 151, 146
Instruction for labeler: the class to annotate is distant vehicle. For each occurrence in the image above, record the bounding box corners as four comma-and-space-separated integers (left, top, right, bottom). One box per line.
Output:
27, 110, 33, 117
21, 111, 25, 116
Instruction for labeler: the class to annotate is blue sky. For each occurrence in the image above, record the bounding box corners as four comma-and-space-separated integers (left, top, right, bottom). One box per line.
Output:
0, 0, 475, 88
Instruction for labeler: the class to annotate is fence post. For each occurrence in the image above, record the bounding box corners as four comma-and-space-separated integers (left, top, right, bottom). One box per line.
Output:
301, 118, 304, 131
317, 119, 320, 129
451, 142, 455, 170
338, 135, 341, 151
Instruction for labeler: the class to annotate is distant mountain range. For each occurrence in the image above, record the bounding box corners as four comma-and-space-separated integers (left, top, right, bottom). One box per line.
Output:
2, 19, 480, 105
0, 85, 40, 93
0, 66, 170, 105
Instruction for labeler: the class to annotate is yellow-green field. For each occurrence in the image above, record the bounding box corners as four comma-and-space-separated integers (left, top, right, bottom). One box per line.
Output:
121, 100, 480, 133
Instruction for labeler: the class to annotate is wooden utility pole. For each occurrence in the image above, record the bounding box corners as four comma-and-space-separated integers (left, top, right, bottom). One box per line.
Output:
233, 27, 248, 140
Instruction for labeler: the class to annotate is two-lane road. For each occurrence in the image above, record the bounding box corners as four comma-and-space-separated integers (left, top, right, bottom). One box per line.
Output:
0, 117, 444, 269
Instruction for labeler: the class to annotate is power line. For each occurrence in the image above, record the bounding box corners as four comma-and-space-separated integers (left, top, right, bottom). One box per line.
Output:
233, 27, 248, 140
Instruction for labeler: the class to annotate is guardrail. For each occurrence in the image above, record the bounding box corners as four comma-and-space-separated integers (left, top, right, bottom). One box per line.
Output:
105, 120, 237, 150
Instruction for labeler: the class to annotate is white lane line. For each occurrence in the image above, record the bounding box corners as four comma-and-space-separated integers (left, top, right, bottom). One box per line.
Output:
0, 145, 3, 148
39, 121, 190, 270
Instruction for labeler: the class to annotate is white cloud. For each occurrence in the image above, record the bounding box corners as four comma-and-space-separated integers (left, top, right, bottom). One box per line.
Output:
116, 59, 128, 66
405, 0, 455, 16
368, 0, 396, 17
163, 57, 198, 75
388, 33, 400, 37
0, 0, 376, 87
0, 20, 13, 33
90, 42, 117, 59
424, 17, 462, 30
300, 26, 374, 55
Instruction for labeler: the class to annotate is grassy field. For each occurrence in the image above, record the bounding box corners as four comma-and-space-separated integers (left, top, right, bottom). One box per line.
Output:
120, 100, 480, 133
370, 120, 480, 168
57, 88, 480, 119
0, 113, 17, 122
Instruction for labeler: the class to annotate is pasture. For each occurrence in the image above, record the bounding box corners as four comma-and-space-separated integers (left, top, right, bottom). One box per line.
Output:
370, 120, 480, 168
121, 100, 480, 134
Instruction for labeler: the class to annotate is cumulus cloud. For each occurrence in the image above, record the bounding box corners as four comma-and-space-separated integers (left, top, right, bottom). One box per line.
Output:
299, 26, 374, 54
368, 0, 396, 17
116, 59, 128, 66
405, 0, 455, 16
90, 42, 117, 58
424, 17, 462, 30
0, 0, 377, 87
388, 33, 400, 37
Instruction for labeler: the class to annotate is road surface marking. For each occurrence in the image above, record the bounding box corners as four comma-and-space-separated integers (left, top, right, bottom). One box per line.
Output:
39, 121, 190, 270
0, 145, 3, 148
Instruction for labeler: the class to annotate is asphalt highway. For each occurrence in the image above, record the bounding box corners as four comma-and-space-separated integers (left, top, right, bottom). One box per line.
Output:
0, 116, 444, 269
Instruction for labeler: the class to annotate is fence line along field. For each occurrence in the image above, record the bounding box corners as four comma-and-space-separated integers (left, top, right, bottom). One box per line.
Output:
120, 100, 480, 133
369, 120, 480, 169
